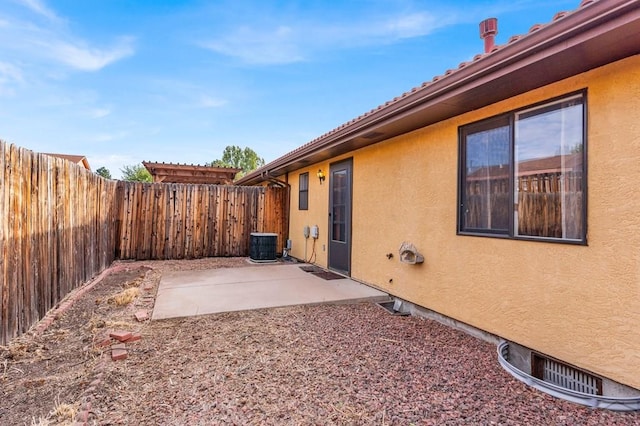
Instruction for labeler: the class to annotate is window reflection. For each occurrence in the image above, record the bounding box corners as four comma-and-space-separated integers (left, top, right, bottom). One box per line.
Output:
332, 170, 347, 242
515, 97, 584, 239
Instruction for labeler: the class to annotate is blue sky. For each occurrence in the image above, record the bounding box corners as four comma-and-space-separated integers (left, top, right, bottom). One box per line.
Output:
0, 0, 578, 178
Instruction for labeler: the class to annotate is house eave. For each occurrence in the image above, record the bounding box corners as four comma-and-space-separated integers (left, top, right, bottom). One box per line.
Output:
237, 0, 640, 185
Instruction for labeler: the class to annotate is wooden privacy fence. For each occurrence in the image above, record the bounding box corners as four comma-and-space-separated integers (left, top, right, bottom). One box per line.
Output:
517, 171, 583, 239
116, 182, 288, 260
1, 141, 119, 345
1, 140, 288, 345
465, 171, 583, 238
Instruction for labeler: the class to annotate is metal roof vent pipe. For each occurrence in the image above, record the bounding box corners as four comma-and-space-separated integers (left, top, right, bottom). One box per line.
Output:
480, 18, 498, 53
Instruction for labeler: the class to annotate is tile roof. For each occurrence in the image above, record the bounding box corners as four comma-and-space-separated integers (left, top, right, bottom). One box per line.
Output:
43, 153, 91, 170
238, 0, 639, 185
290, 0, 596, 154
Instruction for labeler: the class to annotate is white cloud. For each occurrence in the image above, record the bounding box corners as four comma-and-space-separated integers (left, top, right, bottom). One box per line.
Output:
0, 61, 24, 96
86, 107, 111, 119
200, 10, 453, 65
201, 25, 303, 65
41, 37, 135, 72
0, 61, 24, 82
197, 95, 227, 109
2, 2, 135, 72
148, 78, 229, 110
383, 12, 440, 39
15, 0, 61, 23
0, 86, 16, 97
90, 131, 128, 143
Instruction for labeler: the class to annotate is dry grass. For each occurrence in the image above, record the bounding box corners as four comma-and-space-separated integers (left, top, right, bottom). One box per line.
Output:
7, 342, 29, 359
50, 399, 78, 424
86, 316, 107, 333
108, 287, 140, 306
123, 276, 144, 288
30, 417, 50, 426
104, 320, 136, 329
1, 340, 48, 362
28, 400, 77, 426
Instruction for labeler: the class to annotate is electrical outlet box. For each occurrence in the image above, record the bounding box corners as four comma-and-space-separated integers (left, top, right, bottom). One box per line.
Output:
303, 226, 310, 239
310, 225, 319, 239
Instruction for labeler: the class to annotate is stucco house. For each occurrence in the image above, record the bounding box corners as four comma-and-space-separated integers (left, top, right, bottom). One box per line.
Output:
237, 0, 640, 407
43, 153, 91, 171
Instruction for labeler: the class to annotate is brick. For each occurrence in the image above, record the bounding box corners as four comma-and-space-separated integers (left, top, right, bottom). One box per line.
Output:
143, 283, 154, 291
134, 310, 149, 322
94, 334, 112, 348
109, 330, 133, 342
111, 343, 128, 361
124, 332, 142, 343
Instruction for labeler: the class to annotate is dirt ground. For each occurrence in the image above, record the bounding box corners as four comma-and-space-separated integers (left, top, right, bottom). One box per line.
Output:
1, 258, 638, 425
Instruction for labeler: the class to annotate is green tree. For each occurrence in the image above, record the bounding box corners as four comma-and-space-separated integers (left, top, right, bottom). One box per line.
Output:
95, 166, 112, 179
120, 164, 152, 182
212, 145, 265, 178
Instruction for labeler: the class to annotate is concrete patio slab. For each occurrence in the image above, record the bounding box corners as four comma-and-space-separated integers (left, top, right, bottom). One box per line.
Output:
152, 263, 390, 320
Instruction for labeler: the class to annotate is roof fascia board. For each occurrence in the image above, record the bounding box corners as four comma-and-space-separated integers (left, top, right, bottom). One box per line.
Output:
238, 0, 640, 185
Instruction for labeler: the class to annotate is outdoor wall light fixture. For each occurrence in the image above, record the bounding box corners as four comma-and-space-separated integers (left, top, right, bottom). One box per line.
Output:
317, 169, 325, 184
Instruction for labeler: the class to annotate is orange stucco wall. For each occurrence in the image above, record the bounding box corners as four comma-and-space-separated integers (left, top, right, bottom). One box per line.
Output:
286, 55, 640, 389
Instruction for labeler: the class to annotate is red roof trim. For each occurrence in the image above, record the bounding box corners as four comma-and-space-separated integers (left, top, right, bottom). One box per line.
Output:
237, 0, 639, 185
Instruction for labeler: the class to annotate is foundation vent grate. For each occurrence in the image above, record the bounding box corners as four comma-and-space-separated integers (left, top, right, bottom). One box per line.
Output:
532, 353, 602, 395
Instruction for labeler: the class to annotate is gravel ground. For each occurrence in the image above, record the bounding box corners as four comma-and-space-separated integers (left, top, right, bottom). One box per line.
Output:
1, 258, 639, 425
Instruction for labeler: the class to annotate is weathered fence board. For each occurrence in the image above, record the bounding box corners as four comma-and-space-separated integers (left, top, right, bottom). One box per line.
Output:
1, 139, 289, 345
115, 182, 287, 260
465, 172, 583, 238
1, 142, 8, 344
0, 141, 120, 345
